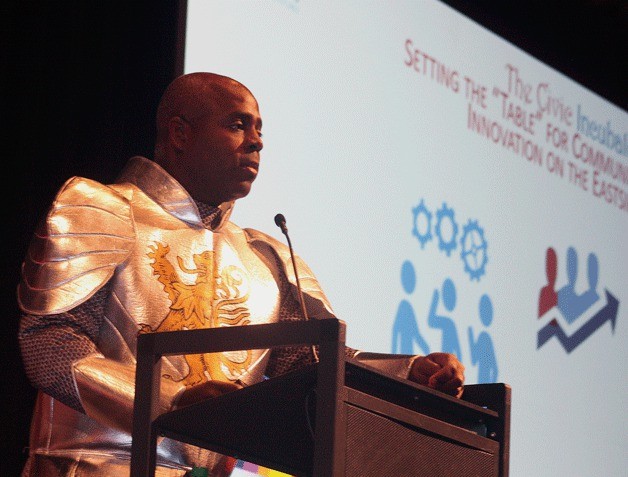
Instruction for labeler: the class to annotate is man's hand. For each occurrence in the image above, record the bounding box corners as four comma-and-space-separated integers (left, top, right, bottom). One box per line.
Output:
408, 352, 465, 398
175, 380, 243, 409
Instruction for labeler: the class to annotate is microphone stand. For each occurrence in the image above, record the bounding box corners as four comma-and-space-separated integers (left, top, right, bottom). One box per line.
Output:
274, 213, 319, 361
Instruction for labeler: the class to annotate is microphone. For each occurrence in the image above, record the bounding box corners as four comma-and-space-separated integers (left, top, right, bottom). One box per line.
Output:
274, 213, 310, 323
274, 213, 288, 235
274, 213, 318, 361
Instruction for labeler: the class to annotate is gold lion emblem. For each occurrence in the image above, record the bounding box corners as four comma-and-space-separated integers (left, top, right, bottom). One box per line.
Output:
140, 242, 252, 386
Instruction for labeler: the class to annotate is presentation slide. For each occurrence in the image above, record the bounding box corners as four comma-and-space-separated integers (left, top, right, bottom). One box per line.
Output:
185, 1, 627, 475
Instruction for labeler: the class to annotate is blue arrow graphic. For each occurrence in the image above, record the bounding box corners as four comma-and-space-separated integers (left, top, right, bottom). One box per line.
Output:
537, 290, 619, 353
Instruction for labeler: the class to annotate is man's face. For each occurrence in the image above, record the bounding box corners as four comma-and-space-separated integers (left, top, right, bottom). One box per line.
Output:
179, 85, 263, 205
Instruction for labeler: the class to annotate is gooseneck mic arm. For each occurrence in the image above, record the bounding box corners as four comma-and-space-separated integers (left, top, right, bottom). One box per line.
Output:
274, 213, 310, 323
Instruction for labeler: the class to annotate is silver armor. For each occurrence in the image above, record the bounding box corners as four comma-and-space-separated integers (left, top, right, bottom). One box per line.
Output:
18, 156, 414, 476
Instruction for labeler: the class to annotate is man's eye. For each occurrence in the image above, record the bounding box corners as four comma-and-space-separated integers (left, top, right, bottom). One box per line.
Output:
228, 123, 244, 131
257, 130, 263, 138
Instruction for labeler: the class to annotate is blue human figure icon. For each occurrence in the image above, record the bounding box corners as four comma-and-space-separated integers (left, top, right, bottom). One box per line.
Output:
557, 246, 579, 323
558, 247, 600, 324
427, 277, 461, 360
578, 252, 600, 311
468, 294, 498, 383
392, 260, 430, 355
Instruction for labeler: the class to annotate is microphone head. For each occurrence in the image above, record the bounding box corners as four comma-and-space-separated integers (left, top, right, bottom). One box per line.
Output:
274, 213, 286, 227
274, 213, 288, 234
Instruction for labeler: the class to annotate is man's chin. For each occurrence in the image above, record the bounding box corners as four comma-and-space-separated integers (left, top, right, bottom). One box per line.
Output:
230, 182, 254, 201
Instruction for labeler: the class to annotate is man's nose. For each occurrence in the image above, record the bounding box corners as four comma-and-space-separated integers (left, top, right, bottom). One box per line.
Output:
247, 131, 263, 152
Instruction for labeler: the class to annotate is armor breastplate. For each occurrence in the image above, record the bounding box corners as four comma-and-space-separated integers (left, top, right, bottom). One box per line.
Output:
105, 193, 281, 387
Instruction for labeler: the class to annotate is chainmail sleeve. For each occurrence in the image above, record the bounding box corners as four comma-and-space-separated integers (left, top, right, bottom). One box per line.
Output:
18, 284, 110, 413
263, 251, 358, 378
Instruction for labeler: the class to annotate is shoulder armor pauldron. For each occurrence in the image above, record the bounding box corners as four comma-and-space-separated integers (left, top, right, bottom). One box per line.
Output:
243, 227, 335, 318
18, 176, 136, 314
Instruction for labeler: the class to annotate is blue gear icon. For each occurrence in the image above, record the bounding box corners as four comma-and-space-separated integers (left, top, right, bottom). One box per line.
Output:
435, 202, 458, 256
460, 219, 488, 281
411, 199, 432, 249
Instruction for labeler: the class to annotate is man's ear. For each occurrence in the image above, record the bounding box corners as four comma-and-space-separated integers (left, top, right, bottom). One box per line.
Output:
169, 116, 188, 151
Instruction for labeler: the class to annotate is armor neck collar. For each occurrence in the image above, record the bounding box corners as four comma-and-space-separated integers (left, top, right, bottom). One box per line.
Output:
115, 156, 235, 230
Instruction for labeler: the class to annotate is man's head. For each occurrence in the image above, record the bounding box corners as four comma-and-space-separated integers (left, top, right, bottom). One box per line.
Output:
153, 72, 263, 205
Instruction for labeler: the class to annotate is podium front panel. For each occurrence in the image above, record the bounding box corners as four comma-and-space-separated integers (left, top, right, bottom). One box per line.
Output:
345, 400, 498, 477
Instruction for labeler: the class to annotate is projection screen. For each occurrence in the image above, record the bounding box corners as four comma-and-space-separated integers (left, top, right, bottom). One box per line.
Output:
184, 1, 627, 475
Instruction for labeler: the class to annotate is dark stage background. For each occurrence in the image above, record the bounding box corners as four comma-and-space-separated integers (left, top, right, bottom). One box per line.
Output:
3, 1, 626, 475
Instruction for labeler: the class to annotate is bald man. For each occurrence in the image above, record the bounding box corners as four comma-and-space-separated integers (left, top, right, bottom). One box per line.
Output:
17, 73, 464, 476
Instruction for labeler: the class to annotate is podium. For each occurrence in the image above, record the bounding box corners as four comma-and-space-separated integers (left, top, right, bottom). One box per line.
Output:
131, 319, 510, 476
